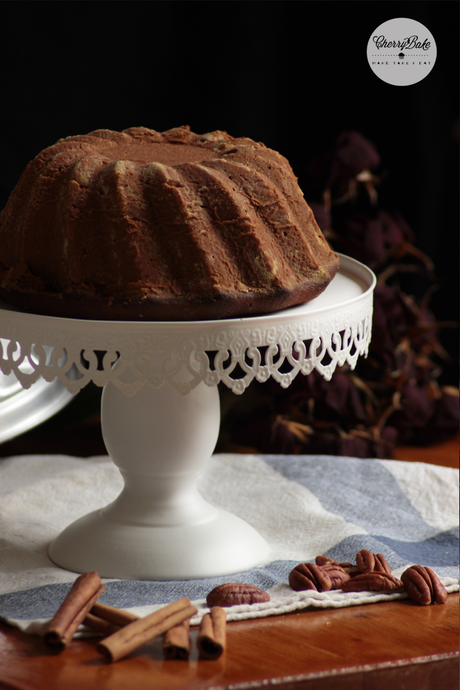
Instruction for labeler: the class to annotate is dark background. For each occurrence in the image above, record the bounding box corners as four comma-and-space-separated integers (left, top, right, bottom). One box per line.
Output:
0, 1, 458, 391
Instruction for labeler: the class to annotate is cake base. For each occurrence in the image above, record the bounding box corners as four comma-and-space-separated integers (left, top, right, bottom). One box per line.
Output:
0, 264, 338, 321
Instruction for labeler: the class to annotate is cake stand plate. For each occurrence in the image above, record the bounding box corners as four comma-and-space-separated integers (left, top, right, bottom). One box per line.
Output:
0, 254, 375, 580
0, 362, 73, 443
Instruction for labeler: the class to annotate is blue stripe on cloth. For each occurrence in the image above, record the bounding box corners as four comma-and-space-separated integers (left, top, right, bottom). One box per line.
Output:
376, 528, 459, 568
321, 531, 459, 576
261, 455, 446, 541
0, 561, 294, 620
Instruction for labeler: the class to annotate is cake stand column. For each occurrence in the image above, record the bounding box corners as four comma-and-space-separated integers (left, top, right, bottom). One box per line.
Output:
48, 378, 270, 579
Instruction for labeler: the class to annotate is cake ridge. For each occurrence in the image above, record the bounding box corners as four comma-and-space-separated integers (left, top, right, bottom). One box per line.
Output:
94, 159, 182, 299
177, 161, 289, 292
171, 163, 263, 293
200, 157, 336, 287
214, 148, 336, 275
201, 157, 317, 281
139, 161, 236, 299
149, 163, 251, 296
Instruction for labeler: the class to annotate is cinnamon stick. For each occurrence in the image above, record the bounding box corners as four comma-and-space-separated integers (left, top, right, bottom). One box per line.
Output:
43, 572, 105, 650
91, 601, 139, 627
83, 612, 121, 636
97, 597, 197, 662
163, 618, 191, 660
84, 602, 139, 636
197, 606, 226, 660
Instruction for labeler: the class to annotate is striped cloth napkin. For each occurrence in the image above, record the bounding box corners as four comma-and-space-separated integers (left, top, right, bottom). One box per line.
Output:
0, 452, 457, 634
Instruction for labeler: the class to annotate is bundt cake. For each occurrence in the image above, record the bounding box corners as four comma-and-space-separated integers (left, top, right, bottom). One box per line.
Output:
0, 126, 339, 321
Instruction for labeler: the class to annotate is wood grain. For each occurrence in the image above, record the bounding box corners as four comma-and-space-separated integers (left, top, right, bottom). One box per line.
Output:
393, 434, 458, 469
0, 594, 457, 690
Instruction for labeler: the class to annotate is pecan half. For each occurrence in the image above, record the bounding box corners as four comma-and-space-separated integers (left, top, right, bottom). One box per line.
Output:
315, 556, 335, 567
343, 564, 361, 578
356, 549, 391, 574
289, 563, 337, 592
206, 583, 270, 607
341, 571, 403, 593
315, 555, 360, 578
321, 564, 351, 589
401, 565, 447, 606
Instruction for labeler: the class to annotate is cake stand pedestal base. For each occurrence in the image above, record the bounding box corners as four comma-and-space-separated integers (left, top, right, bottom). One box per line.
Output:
48, 378, 270, 580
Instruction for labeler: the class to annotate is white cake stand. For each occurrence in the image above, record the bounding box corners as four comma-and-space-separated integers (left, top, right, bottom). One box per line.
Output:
0, 254, 375, 580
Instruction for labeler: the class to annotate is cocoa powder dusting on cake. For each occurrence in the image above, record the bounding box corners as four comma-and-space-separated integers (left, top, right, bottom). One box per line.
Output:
0, 126, 339, 320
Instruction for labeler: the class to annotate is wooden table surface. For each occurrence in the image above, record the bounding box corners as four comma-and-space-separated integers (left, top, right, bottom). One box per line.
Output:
0, 594, 458, 690
0, 425, 458, 689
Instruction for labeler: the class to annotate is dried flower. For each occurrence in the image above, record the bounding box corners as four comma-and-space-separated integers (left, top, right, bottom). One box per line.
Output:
332, 211, 415, 269
306, 131, 381, 203
218, 131, 458, 459
332, 131, 381, 182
